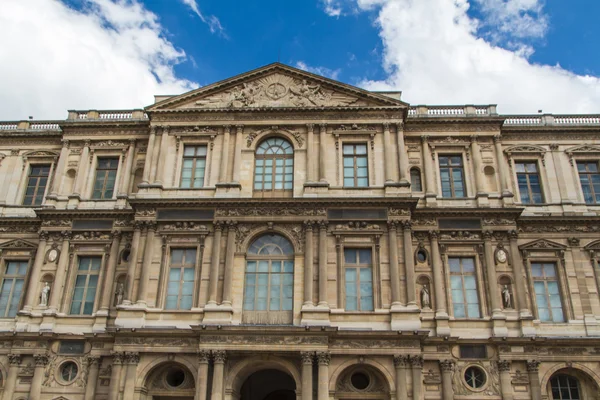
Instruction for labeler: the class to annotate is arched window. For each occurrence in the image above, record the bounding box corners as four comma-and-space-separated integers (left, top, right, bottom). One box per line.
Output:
243, 234, 294, 324
254, 138, 294, 197
550, 375, 580, 400
410, 167, 422, 191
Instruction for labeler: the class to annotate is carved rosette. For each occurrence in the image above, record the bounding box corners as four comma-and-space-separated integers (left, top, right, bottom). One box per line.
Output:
8, 353, 22, 366
393, 355, 410, 368
198, 350, 210, 364
34, 353, 50, 367
317, 352, 331, 366
496, 360, 511, 372
410, 355, 424, 368
213, 350, 227, 363
439, 360, 455, 372
526, 360, 540, 372
301, 352, 314, 365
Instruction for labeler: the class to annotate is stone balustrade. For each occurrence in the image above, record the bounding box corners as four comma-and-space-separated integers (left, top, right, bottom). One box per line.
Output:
407, 104, 497, 117
67, 109, 148, 120
505, 114, 600, 126
0, 121, 61, 131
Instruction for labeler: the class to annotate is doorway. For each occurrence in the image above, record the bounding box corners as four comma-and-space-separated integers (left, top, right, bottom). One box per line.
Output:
240, 369, 296, 400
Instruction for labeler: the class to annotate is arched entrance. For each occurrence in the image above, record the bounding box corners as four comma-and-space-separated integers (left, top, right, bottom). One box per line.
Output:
240, 369, 296, 400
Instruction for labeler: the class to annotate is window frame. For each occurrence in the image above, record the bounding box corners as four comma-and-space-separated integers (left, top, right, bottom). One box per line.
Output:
529, 261, 566, 323
179, 145, 208, 189
14, 152, 57, 207
515, 160, 545, 204
343, 247, 375, 312
447, 256, 482, 319
438, 154, 467, 198
22, 163, 52, 206
549, 374, 582, 400
0, 259, 31, 318
253, 137, 295, 198
505, 146, 549, 204
342, 143, 369, 188
410, 167, 423, 192
575, 160, 600, 205
91, 157, 120, 200
163, 247, 199, 311
68, 255, 103, 316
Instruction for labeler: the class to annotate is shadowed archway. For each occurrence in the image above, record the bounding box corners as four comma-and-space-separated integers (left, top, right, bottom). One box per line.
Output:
240, 369, 296, 400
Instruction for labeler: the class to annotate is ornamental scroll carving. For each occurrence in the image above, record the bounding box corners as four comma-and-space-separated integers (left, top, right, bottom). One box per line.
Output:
246, 126, 304, 148
234, 223, 304, 252
195, 74, 362, 109
199, 335, 327, 345
215, 207, 326, 217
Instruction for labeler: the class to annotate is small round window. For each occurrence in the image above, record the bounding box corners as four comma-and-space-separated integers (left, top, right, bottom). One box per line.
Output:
351, 372, 370, 390
60, 362, 78, 383
166, 368, 186, 388
464, 366, 486, 389
416, 249, 427, 263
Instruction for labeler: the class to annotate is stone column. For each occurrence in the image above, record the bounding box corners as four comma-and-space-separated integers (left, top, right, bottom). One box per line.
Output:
108, 352, 124, 400
122, 352, 139, 400
306, 124, 315, 182
136, 222, 156, 306
219, 126, 231, 183
440, 360, 454, 400
335, 236, 343, 308
99, 231, 121, 312
30, 353, 49, 400
196, 351, 210, 400
383, 123, 395, 183
48, 139, 69, 198
301, 352, 314, 400
497, 360, 513, 400
509, 231, 530, 316
550, 144, 573, 203
84, 356, 101, 400
119, 139, 136, 196
402, 222, 417, 307
317, 352, 330, 400
429, 231, 447, 316
527, 360, 542, 400
421, 136, 436, 196
23, 231, 48, 311
48, 231, 71, 313
142, 127, 156, 185
319, 124, 327, 183
388, 221, 401, 307
124, 222, 142, 304
221, 221, 237, 306
154, 126, 170, 185
72, 140, 90, 196
232, 125, 244, 183
471, 136, 485, 196
494, 135, 513, 197
410, 356, 423, 400
304, 222, 314, 306
208, 222, 223, 305
396, 122, 410, 186
211, 350, 226, 400
483, 231, 502, 317
318, 222, 328, 307
3, 354, 21, 400
393, 355, 409, 400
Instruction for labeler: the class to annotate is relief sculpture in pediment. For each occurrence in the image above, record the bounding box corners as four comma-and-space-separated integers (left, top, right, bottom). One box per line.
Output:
195, 74, 362, 108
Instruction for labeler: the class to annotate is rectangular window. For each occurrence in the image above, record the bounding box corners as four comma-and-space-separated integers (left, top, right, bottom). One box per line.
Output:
165, 248, 196, 310
343, 144, 368, 187
344, 248, 373, 311
531, 262, 564, 322
577, 161, 600, 204
92, 158, 119, 199
23, 164, 50, 206
516, 162, 544, 204
449, 257, 480, 318
70, 257, 100, 315
181, 146, 207, 188
439, 155, 465, 198
0, 261, 28, 318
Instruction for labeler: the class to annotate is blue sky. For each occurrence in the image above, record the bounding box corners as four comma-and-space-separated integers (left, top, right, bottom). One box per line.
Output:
0, 0, 599, 119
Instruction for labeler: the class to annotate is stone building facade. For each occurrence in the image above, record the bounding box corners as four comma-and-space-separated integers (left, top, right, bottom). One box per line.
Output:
0, 63, 598, 400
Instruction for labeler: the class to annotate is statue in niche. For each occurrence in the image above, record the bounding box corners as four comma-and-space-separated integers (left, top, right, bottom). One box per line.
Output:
115, 283, 124, 306
420, 284, 431, 309
502, 285, 513, 309
40, 282, 50, 306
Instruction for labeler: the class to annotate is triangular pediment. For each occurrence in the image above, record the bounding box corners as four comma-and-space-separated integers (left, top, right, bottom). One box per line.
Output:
519, 239, 566, 251
147, 63, 407, 111
565, 145, 600, 154
0, 239, 37, 249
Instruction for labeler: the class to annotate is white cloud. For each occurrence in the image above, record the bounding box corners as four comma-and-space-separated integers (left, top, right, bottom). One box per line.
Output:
179, 0, 225, 36
475, 0, 548, 40
295, 61, 342, 80
321, 0, 343, 16
333, 0, 600, 114
0, 0, 197, 120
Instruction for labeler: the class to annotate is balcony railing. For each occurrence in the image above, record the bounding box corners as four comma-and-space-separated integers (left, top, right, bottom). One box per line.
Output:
0, 121, 61, 131
504, 114, 600, 127
407, 105, 497, 117
69, 109, 148, 121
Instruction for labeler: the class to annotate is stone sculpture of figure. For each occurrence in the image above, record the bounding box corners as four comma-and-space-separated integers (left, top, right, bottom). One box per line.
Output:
40, 282, 50, 306
115, 283, 124, 306
502, 285, 512, 309
421, 284, 431, 309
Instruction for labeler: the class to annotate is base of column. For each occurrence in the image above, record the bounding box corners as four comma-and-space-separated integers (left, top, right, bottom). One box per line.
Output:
300, 305, 331, 326
492, 318, 509, 337
435, 318, 451, 337
390, 307, 422, 330
135, 184, 162, 197
202, 303, 233, 325
476, 193, 490, 207
303, 182, 330, 197
114, 307, 147, 329
520, 318, 536, 337
215, 183, 242, 198
384, 183, 411, 196
92, 315, 108, 333
425, 193, 438, 207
